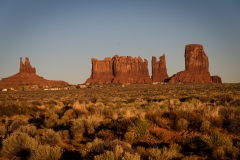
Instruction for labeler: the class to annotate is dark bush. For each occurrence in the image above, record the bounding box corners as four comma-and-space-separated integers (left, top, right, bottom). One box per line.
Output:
230, 98, 240, 107
31, 101, 42, 106
227, 118, 240, 135
44, 100, 57, 106
0, 103, 40, 117
214, 94, 233, 105
208, 116, 223, 128
180, 136, 205, 152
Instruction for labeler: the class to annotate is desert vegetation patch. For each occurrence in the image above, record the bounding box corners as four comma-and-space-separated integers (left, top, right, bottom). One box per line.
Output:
0, 83, 240, 159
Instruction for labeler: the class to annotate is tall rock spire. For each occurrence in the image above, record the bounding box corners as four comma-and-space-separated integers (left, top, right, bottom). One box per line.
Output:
19, 57, 36, 74
168, 44, 221, 83
152, 54, 168, 82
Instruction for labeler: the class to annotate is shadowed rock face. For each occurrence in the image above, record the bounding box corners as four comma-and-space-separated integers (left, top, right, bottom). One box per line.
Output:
0, 57, 68, 88
211, 76, 222, 83
152, 54, 168, 82
85, 55, 152, 84
168, 44, 222, 83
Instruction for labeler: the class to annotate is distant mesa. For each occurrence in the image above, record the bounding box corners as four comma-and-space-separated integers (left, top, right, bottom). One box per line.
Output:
85, 44, 222, 84
211, 75, 222, 83
0, 57, 68, 88
85, 55, 152, 84
167, 44, 222, 83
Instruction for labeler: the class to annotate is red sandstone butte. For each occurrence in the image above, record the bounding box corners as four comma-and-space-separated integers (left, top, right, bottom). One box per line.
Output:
85, 57, 114, 84
112, 55, 152, 84
0, 57, 68, 88
168, 44, 222, 83
152, 54, 168, 82
85, 55, 152, 84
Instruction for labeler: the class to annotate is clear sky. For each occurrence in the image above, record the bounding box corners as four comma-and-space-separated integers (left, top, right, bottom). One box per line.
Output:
0, 0, 239, 84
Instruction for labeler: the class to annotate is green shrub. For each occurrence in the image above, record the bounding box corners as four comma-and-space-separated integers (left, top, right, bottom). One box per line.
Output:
130, 119, 150, 139
1, 132, 38, 158
30, 144, 62, 160
202, 131, 232, 149
176, 118, 189, 131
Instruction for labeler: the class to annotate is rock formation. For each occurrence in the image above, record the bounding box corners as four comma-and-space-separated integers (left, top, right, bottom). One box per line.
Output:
152, 54, 168, 82
20, 57, 36, 73
211, 76, 222, 83
112, 55, 152, 84
0, 57, 68, 88
167, 44, 222, 83
85, 57, 114, 84
85, 55, 152, 84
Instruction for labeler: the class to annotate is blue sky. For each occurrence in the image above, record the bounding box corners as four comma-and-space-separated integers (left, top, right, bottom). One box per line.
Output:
0, 0, 239, 84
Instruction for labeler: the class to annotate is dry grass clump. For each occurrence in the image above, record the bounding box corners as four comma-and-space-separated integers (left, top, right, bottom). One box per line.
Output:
146, 143, 182, 160
30, 144, 62, 160
175, 118, 189, 131
8, 118, 28, 133
70, 114, 103, 139
132, 119, 151, 140
94, 144, 140, 160
16, 124, 38, 137
200, 120, 211, 132
36, 129, 61, 146
1, 132, 38, 158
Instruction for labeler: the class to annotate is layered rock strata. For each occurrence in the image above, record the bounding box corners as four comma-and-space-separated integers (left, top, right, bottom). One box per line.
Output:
0, 57, 68, 88
152, 54, 168, 82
